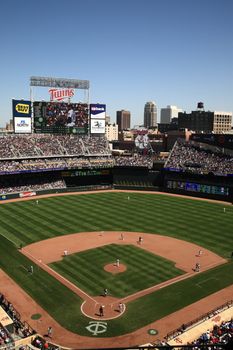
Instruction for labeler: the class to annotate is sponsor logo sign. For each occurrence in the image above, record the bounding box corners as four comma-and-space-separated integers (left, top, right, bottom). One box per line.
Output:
14, 117, 32, 133
49, 88, 75, 101
90, 104, 106, 119
19, 191, 36, 198
15, 103, 30, 114
91, 119, 105, 134
12, 100, 31, 117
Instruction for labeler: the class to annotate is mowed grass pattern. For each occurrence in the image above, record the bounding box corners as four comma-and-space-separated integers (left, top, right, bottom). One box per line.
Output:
0, 233, 232, 337
0, 191, 232, 337
49, 244, 184, 297
0, 192, 232, 258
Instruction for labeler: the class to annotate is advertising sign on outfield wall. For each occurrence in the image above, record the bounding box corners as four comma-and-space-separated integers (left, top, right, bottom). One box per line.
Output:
19, 191, 36, 198
91, 119, 105, 134
14, 117, 32, 133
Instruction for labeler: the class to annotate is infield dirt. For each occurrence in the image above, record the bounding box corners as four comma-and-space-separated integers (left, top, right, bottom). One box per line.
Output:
0, 190, 232, 348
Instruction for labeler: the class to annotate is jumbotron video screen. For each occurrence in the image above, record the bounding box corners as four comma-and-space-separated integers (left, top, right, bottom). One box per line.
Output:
33, 101, 88, 134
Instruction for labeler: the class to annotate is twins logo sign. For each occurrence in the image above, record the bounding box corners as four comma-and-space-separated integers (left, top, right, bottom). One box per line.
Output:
48, 88, 75, 102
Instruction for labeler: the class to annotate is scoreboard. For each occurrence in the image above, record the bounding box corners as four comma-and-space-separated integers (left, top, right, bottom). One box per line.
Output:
166, 180, 229, 196
33, 101, 88, 134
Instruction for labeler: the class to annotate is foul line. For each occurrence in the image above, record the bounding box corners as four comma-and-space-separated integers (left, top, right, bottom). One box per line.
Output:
120, 260, 226, 304
195, 277, 218, 288
21, 248, 97, 304
0, 232, 18, 247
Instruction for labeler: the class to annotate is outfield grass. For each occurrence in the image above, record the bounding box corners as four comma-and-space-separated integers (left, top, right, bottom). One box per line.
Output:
0, 191, 232, 337
0, 192, 232, 257
49, 244, 184, 297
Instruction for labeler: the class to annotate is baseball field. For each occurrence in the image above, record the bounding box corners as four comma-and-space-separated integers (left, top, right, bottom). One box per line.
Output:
0, 190, 232, 344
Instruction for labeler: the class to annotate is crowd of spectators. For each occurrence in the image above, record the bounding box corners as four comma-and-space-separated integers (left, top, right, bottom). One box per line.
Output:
162, 300, 233, 349
84, 136, 110, 155
31, 336, 58, 350
0, 134, 160, 195
165, 139, 233, 176
114, 155, 154, 168
0, 134, 111, 159
186, 319, 233, 349
0, 324, 12, 346
0, 156, 114, 174
0, 178, 65, 195
0, 293, 35, 343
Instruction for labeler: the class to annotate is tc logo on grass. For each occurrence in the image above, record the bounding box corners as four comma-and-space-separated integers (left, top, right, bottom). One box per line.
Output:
86, 321, 107, 336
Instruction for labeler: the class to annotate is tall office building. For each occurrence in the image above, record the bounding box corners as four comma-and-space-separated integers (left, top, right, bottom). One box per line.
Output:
116, 110, 131, 130
160, 105, 183, 124
105, 123, 118, 141
178, 110, 232, 133
144, 101, 157, 128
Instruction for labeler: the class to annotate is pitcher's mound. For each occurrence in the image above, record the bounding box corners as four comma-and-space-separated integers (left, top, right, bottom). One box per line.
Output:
104, 263, 127, 274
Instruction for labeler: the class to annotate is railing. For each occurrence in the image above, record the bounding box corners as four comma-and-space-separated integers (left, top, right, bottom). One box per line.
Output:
165, 299, 233, 341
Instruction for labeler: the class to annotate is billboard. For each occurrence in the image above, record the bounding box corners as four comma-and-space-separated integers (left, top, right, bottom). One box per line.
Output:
90, 104, 106, 119
12, 100, 31, 118
91, 119, 105, 134
33, 101, 88, 134
14, 117, 32, 133
90, 104, 106, 134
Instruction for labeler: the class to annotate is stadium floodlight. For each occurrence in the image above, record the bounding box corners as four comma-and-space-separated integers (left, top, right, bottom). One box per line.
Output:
30, 76, 89, 89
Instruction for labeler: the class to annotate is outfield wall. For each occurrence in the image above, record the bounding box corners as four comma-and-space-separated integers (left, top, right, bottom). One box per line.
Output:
0, 185, 112, 201
1, 166, 232, 202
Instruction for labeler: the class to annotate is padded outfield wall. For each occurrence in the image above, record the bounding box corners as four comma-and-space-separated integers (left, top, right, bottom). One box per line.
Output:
1, 166, 232, 202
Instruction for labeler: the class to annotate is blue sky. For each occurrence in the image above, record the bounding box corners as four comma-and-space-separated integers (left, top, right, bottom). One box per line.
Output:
0, 0, 232, 127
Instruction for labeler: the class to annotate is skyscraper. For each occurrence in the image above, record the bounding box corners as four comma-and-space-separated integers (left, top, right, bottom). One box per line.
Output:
160, 105, 183, 124
116, 110, 131, 130
144, 101, 157, 128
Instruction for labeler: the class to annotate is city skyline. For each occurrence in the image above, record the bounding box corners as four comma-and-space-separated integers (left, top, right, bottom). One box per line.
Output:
0, 0, 232, 127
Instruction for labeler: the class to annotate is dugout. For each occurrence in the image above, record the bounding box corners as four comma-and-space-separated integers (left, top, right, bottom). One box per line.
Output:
0, 306, 14, 334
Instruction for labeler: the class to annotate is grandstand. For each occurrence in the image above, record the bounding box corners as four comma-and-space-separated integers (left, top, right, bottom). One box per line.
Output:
0, 134, 233, 201
0, 134, 114, 195
165, 139, 233, 176
0, 134, 111, 159
0, 132, 232, 350
0, 134, 159, 196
